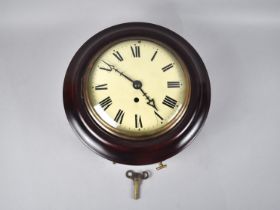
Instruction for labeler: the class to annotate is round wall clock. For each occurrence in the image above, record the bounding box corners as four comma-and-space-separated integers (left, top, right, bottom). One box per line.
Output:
63, 22, 210, 165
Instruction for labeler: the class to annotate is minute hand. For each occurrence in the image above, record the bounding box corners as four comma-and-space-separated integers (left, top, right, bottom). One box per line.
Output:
102, 61, 134, 83
114, 68, 134, 83
102, 61, 158, 110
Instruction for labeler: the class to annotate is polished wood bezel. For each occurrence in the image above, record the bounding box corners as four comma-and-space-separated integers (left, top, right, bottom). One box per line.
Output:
63, 22, 211, 165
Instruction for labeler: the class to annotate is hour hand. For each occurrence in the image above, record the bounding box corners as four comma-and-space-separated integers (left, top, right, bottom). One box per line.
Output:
147, 98, 158, 111
140, 88, 158, 110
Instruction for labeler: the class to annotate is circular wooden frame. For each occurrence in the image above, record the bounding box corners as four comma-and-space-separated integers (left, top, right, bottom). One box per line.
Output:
63, 22, 211, 165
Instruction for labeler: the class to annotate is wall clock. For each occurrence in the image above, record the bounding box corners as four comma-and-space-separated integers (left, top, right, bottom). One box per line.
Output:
63, 22, 210, 166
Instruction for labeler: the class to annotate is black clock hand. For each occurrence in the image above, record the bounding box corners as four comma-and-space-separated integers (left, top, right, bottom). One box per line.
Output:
102, 61, 143, 89
102, 61, 158, 110
102, 61, 134, 83
139, 88, 158, 111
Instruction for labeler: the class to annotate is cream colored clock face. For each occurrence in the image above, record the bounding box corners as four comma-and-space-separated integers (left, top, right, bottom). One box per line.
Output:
84, 38, 191, 139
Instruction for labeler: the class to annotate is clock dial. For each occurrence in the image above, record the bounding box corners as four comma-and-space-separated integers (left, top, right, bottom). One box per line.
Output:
84, 38, 191, 139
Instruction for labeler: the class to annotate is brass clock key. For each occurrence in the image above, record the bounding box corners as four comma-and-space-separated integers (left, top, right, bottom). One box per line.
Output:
126, 170, 149, 199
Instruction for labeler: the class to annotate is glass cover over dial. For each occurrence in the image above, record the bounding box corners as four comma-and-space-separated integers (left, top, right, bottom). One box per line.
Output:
84, 38, 191, 139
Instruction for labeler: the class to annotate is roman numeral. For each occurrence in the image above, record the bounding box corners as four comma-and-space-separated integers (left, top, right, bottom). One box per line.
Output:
112, 51, 123, 61
135, 114, 143, 128
131, 45, 140, 57
162, 63, 174, 72
114, 109, 125, 124
154, 111, 164, 121
162, 96, 177, 109
99, 96, 112, 110
151, 50, 158, 61
95, 84, 108, 90
167, 81, 181, 88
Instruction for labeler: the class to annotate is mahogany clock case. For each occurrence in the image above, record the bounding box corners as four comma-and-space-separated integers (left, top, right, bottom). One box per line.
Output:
63, 22, 211, 165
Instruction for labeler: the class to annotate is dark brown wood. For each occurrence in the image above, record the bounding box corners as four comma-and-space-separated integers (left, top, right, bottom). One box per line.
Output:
63, 22, 211, 165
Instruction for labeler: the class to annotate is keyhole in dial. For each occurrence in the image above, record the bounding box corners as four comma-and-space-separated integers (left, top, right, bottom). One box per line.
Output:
134, 97, 139, 103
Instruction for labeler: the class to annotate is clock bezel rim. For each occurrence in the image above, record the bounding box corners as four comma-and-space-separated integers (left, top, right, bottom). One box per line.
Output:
63, 22, 211, 165
82, 36, 191, 140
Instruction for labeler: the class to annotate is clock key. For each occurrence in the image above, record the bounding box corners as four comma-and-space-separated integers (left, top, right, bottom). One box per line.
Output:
126, 170, 149, 200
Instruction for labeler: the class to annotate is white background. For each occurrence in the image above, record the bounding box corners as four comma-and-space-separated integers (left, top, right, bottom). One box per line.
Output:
1, 0, 280, 209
